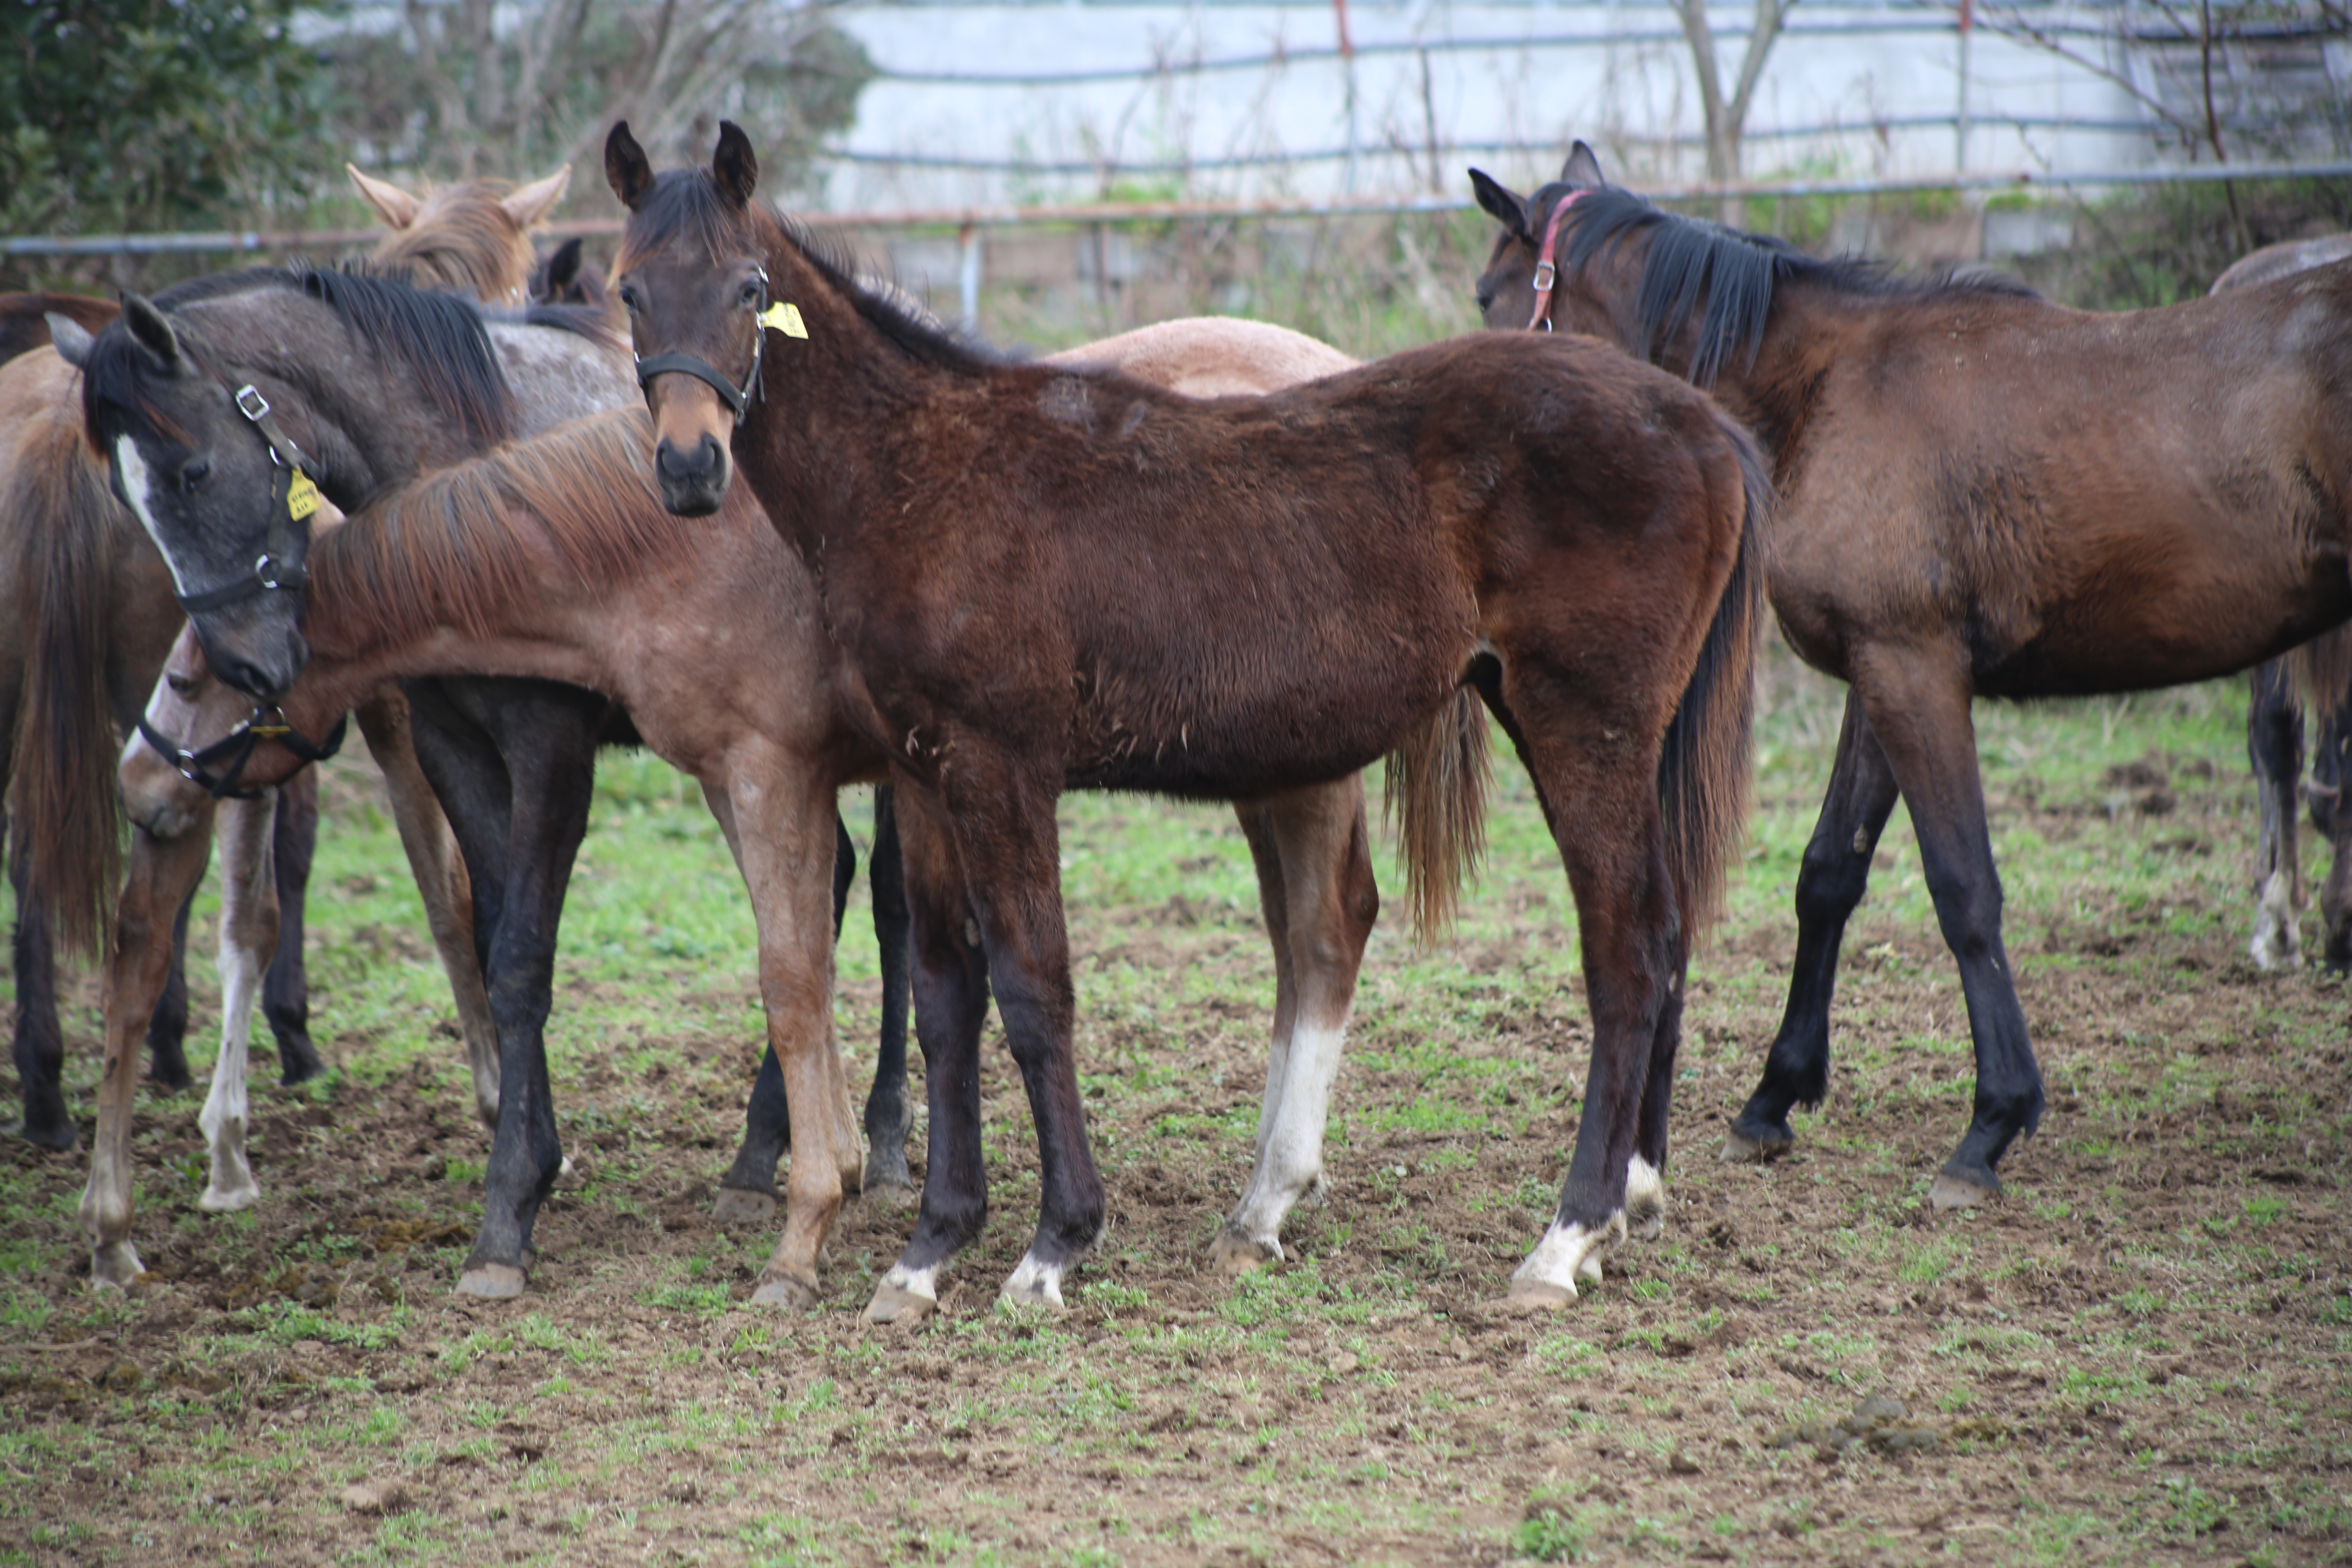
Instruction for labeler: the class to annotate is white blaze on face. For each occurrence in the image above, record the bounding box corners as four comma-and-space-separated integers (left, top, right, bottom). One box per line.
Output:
113, 435, 192, 596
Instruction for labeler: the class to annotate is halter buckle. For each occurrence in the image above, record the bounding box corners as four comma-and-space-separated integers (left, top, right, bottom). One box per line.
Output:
235, 384, 271, 422
1530, 261, 1557, 292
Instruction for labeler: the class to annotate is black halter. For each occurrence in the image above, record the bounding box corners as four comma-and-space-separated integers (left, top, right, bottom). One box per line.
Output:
136, 705, 347, 801
633, 267, 768, 424
164, 331, 325, 617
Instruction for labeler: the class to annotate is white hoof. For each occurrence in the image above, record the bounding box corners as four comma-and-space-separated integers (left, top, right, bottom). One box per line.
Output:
2251, 871, 2302, 972
998, 1252, 1068, 1311
1510, 1214, 1626, 1305
91, 1240, 146, 1290
864, 1262, 940, 1325
198, 1181, 261, 1215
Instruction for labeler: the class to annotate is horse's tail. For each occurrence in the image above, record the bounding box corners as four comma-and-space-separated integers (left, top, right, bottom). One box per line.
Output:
1384, 684, 1493, 942
2286, 623, 2352, 722
1657, 418, 1774, 946
7, 411, 130, 959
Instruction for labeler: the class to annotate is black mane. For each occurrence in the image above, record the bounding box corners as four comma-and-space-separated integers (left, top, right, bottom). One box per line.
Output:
621, 167, 998, 375
1547, 183, 2038, 385
86, 263, 515, 448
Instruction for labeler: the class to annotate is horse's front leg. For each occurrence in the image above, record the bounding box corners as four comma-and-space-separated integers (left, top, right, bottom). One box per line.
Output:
2247, 661, 2304, 971
197, 793, 279, 1214
1726, 690, 1900, 1161
1853, 654, 2042, 1207
82, 812, 216, 1287
261, 768, 324, 1082
358, 689, 499, 1126
1213, 778, 1377, 1273
939, 758, 1102, 1310
866, 781, 993, 1324
724, 764, 864, 1307
408, 680, 601, 1298
10, 825, 75, 1150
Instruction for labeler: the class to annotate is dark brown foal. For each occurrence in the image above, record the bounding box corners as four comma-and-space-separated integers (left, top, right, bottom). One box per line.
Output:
609, 122, 1769, 1312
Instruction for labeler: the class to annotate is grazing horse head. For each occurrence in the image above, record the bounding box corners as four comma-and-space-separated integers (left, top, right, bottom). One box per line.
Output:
56, 267, 516, 699
605, 120, 773, 515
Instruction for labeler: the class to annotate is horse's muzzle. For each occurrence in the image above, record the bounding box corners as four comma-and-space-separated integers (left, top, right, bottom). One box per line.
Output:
655, 432, 731, 517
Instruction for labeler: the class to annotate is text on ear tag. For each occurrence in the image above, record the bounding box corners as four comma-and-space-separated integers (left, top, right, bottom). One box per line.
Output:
758, 302, 808, 339
286, 469, 322, 522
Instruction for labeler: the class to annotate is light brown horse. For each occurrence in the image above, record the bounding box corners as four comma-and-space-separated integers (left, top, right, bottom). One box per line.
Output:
1473, 143, 2352, 1207
91, 319, 1387, 1303
5, 166, 570, 1150
612, 122, 1767, 1314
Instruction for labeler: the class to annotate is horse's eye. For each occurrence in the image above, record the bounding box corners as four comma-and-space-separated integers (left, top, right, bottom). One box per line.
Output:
1475, 286, 1497, 314
165, 673, 196, 696
738, 281, 763, 308
617, 286, 640, 315
180, 458, 209, 492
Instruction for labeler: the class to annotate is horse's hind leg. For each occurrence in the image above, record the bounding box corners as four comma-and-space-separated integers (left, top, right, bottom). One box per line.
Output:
198, 794, 278, 1214
141, 893, 195, 1093
357, 690, 498, 1127
262, 769, 325, 1083
1478, 670, 1679, 1307
2247, 660, 2304, 971
1851, 657, 2042, 1208
1213, 780, 1377, 1273
10, 821, 75, 1150
867, 782, 994, 1324
82, 811, 216, 1286
1726, 692, 1900, 1162
863, 786, 917, 1200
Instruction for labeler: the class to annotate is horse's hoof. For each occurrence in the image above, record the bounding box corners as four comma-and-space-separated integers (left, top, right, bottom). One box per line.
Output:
90, 1242, 146, 1290
1576, 1251, 1605, 1285
861, 1179, 918, 1214
13, 1120, 78, 1153
1624, 1156, 1666, 1241
750, 1272, 819, 1310
1207, 1227, 1280, 1277
1498, 1278, 1577, 1314
862, 1152, 914, 1204
998, 1254, 1069, 1312
146, 1072, 194, 1097
1720, 1128, 1790, 1164
863, 1279, 937, 1325
198, 1184, 261, 1215
456, 1263, 527, 1299
1927, 1171, 1998, 1211
711, 1186, 777, 1227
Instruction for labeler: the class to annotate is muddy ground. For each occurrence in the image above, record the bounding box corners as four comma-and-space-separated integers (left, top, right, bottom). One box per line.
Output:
3, 674, 2348, 1565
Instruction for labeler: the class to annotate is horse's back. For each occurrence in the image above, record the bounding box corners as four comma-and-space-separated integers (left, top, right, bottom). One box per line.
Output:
1049, 317, 1360, 398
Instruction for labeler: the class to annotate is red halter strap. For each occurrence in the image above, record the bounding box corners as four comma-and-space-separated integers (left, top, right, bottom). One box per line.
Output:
1526, 189, 1590, 332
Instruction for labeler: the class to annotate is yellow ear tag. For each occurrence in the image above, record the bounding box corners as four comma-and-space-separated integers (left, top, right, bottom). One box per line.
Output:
286, 468, 321, 523
758, 302, 808, 339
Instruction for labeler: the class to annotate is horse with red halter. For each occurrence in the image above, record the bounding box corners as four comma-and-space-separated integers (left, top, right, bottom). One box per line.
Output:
610, 121, 1768, 1312
4, 167, 570, 1150
1471, 143, 2352, 1207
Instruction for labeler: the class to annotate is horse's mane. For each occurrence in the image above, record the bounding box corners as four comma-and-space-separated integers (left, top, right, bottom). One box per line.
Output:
83, 264, 515, 450
1553, 183, 2039, 385
616, 168, 996, 374
371, 182, 537, 303
307, 407, 709, 655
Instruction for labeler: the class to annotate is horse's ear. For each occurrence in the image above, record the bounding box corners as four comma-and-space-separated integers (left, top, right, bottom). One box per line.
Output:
120, 294, 183, 370
347, 164, 424, 231
1559, 141, 1606, 191
541, 236, 584, 298
606, 121, 655, 211
1468, 168, 1532, 243
45, 314, 94, 369
713, 121, 759, 209
503, 165, 571, 227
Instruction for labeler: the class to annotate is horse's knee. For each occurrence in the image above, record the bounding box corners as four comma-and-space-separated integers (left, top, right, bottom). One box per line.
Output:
1791, 834, 1871, 925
